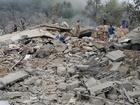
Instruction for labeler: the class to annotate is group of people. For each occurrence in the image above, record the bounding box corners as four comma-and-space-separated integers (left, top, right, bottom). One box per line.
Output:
105, 19, 128, 42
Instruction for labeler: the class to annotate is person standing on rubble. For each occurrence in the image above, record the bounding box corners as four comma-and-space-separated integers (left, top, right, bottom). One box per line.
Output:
75, 20, 80, 36
13, 24, 18, 32
103, 18, 107, 25
108, 25, 115, 41
20, 19, 26, 30
121, 19, 129, 29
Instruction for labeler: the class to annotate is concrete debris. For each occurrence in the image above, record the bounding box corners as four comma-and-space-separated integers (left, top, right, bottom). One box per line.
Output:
85, 78, 97, 88
6, 92, 29, 99
75, 65, 90, 72
0, 101, 10, 105
110, 62, 122, 71
119, 64, 130, 76
0, 71, 28, 89
127, 91, 140, 98
52, 40, 67, 52
106, 50, 125, 61
57, 82, 67, 91
67, 97, 76, 105
89, 81, 116, 95
0, 24, 139, 105
66, 80, 80, 91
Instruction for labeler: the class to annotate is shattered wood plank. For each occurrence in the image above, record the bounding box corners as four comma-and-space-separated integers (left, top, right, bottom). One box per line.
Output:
0, 71, 28, 89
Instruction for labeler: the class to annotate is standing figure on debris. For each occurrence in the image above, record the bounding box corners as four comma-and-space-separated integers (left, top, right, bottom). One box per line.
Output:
103, 18, 107, 25
75, 20, 80, 37
121, 19, 128, 28
13, 24, 17, 32
20, 19, 26, 30
108, 25, 115, 41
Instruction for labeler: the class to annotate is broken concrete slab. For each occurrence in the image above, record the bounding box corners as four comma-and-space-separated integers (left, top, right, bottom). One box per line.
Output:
66, 80, 80, 91
0, 71, 28, 89
106, 50, 125, 61
6, 92, 29, 99
85, 78, 97, 88
57, 66, 66, 76
62, 93, 74, 104
110, 62, 122, 71
0, 101, 10, 105
91, 99, 105, 105
119, 64, 129, 76
75, 65, 90, 72
133, 80, 140, 86
52, 40, 67, 52
89, 81, 116, 95
57, 82, 67, 91
127, 91, 140, 98
67, 67, 75, 76
34, 44, 54, 58
82, 46, 93, 51
122, 82, 133, 91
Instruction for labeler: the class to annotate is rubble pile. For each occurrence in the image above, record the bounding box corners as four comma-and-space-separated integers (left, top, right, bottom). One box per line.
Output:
0, 25, 139, 105
93, 25, 129, 41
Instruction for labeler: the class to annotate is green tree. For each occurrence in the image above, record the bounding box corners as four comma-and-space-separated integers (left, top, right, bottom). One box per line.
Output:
53, 1, 74, 19
102, 0, 126, 25
85, 0, 101, 20
127, 0, 140, 27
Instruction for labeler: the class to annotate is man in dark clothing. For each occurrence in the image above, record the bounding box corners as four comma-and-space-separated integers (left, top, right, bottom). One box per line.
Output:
121, 20, 129, 28
13, 24, 17, 32
103, 18, 107, 25
108, 25, 115, 41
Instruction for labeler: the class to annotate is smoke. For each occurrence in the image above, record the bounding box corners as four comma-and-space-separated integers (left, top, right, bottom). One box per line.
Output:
64, 0, 88, 10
